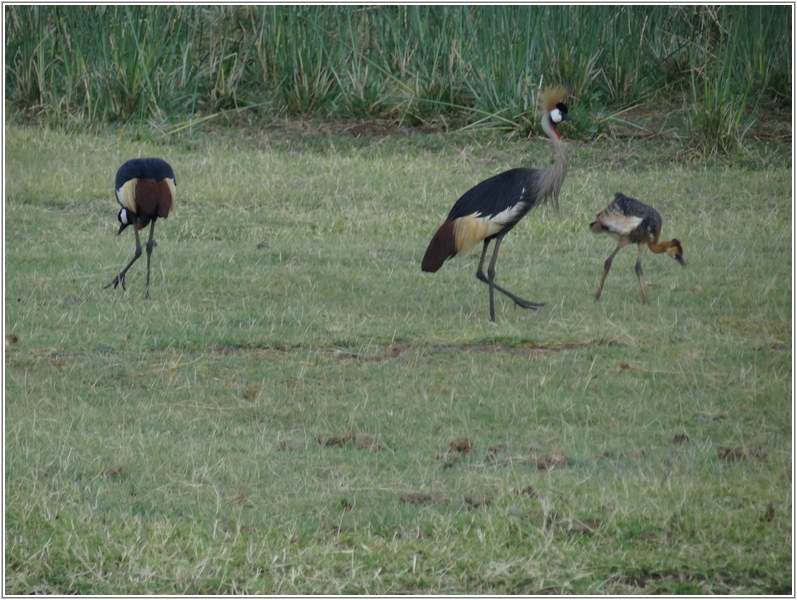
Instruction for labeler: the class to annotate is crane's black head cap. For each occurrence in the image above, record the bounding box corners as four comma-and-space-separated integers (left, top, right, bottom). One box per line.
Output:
115, 157, 177, 190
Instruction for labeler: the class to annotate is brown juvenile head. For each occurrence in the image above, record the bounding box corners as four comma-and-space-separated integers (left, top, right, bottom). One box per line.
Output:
667, 239, 686, 267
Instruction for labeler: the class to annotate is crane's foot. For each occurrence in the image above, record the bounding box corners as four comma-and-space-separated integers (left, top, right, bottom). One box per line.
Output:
104, 273, 126, 291
511, 298, 545, 311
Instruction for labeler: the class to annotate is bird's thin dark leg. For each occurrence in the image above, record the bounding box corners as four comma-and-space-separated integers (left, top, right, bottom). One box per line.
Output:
595, 241, 625, 301
144, 220, 157, 299
105, 223, 143, 291
635, 244, 648, 304
474, 241, 496, 321
475, 236, 545, 320
487, 238, 502, 322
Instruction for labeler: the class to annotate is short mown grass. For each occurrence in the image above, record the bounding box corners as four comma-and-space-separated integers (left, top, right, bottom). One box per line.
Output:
4, 119, 792, 594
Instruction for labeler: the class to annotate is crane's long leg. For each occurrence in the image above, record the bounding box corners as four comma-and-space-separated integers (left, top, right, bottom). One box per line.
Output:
105, 223, 143, 292
476, 241, 497, 322
475, 236, 545, 322
144, 220, 157, 299
634, 244, 648, 304
595, 240, 627, 301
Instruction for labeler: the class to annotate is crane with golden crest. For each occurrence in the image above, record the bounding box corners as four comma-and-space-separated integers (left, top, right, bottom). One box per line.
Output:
421, 85, 576, 322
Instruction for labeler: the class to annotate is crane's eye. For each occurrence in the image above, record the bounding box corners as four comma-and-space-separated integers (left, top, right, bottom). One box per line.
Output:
550, 108, 563, 124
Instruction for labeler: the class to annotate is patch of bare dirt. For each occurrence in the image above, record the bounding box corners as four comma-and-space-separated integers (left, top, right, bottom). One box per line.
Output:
313, 428, 386, 453
464, 494, 490, 508
718, 444, 768, 462
276, 439, 307, 451
400, 492, 449, 505
100, 465, 123, 478
671, 433, 690, 445
449, 436, 475, 453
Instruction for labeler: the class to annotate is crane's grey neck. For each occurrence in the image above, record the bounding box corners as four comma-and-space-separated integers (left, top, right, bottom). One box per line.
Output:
537, 114, 570, 213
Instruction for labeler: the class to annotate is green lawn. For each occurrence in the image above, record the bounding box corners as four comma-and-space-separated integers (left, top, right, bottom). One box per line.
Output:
4, 121, 791, 594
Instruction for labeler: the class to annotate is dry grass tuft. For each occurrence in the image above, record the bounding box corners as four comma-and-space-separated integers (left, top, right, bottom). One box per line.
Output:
717, 444, 768, 462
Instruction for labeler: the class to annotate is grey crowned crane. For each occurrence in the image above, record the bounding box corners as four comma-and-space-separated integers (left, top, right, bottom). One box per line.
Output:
421, 85, 576, 322
590, 192, 685, 304
105, 158, 176, 298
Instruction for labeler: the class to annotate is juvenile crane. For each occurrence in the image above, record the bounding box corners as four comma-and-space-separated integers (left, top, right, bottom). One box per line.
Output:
105, 158, 176, 298
590, 192, 685, 304
421, 85, 576, 322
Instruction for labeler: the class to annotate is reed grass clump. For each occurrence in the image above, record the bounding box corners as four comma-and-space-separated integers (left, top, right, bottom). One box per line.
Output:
5, 5, 791, 154
685, 7, 763, 157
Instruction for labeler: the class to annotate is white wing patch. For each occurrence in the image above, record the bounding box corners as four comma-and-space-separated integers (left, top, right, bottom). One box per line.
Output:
601, 214, 642, 237
116, 178, 138, 212
454, 202, 528, 256
483, 201, 528, 227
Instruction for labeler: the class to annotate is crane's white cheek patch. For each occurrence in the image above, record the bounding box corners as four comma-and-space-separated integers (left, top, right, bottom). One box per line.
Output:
550, 108, 563, 123
119, 209, 131, 225
116, 178, 138, 212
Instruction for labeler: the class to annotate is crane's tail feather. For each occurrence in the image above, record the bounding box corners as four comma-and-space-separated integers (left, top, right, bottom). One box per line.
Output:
421, 221, 457, 273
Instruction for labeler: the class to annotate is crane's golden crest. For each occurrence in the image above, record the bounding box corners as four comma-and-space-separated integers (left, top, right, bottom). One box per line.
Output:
539, 85, 568, 113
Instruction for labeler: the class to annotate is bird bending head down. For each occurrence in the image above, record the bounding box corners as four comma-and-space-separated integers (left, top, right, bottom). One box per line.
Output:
105, 157, 176, 298
590, 192, 685, 304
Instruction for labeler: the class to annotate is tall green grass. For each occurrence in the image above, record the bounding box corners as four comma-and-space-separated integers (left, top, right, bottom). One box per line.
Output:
685, 6, 787, 156
5, 5, 791, 147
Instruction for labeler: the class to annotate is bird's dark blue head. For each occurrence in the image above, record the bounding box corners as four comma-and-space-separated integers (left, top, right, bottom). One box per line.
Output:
117, 208, 134, 235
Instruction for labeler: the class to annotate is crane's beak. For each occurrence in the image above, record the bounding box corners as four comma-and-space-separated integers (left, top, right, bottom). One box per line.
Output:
675, 254, 686, 267
117, 222, 130, 235
562, 113, 577, 122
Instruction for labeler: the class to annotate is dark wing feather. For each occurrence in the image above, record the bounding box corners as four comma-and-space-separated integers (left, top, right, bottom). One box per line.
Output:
116, 158, 177, 189
611, 192, 659, 220
446, 168, 542, 223
611, 193, 662, 242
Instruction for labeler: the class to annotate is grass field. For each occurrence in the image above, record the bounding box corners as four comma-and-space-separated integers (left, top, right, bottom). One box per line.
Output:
4, 116, 792, 594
